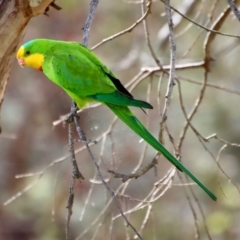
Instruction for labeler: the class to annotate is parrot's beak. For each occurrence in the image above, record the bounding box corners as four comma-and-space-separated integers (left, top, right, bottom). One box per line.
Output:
16, 46, 25, 68
17, 58, 25, 67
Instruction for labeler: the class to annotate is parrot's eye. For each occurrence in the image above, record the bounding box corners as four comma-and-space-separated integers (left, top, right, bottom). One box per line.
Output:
26, 50, 30, 55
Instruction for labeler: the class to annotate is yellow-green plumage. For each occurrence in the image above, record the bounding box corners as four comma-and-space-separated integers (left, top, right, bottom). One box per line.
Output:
16, 39, 217, 201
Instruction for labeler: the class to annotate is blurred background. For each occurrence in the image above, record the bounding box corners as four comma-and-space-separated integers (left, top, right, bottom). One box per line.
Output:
1, 0, 240, 239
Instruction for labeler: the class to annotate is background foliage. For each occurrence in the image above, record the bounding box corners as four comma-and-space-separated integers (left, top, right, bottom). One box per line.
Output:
1, 0, 240, 239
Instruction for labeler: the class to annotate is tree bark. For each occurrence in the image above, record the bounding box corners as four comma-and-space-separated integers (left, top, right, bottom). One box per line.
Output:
0, 0, 59, 132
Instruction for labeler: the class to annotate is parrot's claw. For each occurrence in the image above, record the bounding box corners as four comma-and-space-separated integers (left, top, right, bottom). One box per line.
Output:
65, 107, 79, 123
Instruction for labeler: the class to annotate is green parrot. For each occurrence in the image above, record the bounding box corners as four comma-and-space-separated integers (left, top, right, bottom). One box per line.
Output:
16, 39, 216, 201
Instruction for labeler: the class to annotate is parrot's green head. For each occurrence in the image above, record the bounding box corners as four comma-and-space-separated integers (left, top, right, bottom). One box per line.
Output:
16, 39, 50, 71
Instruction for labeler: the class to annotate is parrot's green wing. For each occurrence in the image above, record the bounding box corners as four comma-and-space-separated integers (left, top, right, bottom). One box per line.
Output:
89, 92, 152, 109
43, 51, 152, 109
44, 51, 116, 96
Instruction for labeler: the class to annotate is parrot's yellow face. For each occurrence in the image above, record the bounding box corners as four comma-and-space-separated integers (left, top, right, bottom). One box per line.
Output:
16, 44, 44, 71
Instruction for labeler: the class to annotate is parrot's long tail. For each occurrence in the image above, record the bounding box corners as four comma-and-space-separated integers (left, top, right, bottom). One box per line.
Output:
107, 104, 217, 201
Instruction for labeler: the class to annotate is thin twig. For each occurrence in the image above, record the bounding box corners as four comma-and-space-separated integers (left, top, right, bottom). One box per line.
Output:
66, 173, 75, 240
92, 0, 152, 50
82, 0, 99, 46
158, 0, 177, 149
108, 155, 158, 182
142, 0, 162, 69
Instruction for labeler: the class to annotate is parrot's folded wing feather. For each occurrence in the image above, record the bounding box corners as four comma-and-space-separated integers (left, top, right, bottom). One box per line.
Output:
89, 92, 153, 109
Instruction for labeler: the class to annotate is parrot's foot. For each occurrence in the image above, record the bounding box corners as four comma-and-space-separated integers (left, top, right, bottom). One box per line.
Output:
72, 164, 84, 180
65, 107, 79, 123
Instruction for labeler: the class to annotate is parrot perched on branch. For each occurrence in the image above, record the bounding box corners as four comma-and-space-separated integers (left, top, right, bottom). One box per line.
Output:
16, 39, 216, 201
